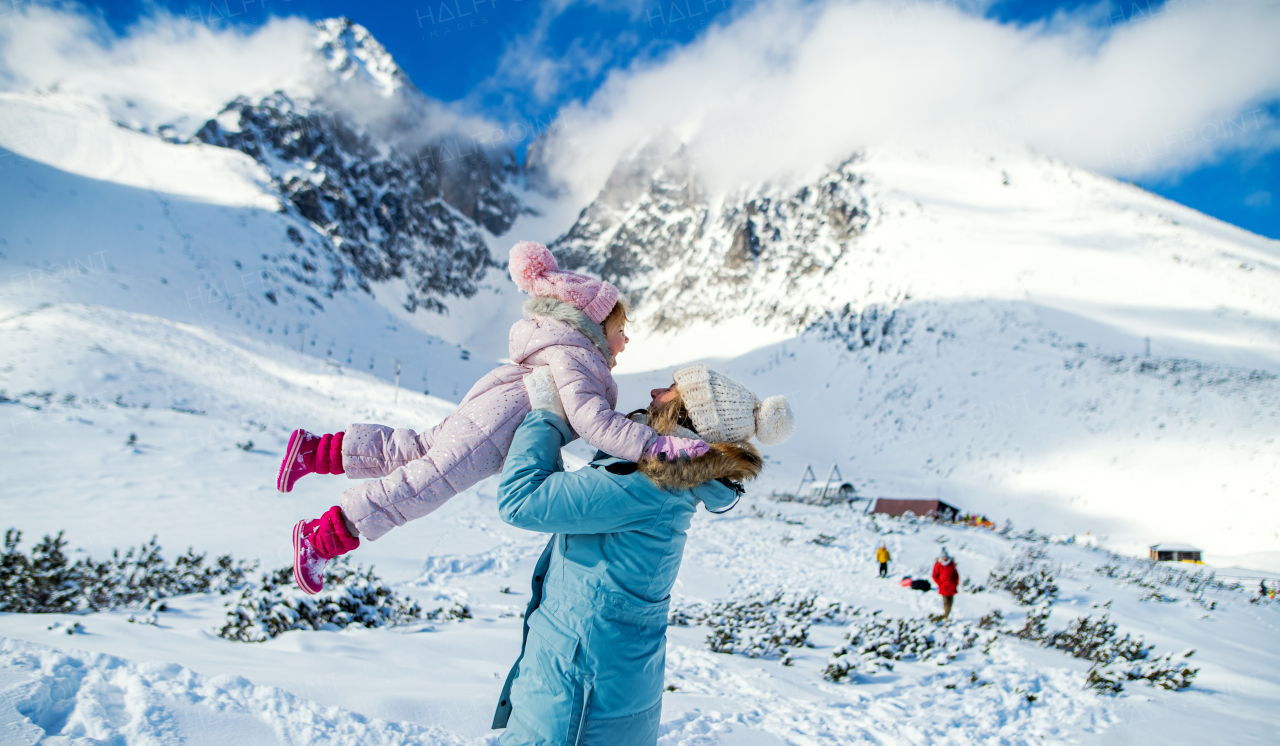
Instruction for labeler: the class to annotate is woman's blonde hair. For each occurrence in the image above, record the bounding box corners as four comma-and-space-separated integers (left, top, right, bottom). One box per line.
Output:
643, 388, 698, 436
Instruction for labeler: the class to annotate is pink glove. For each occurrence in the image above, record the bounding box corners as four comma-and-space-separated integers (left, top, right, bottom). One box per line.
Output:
645, 435, 710, 462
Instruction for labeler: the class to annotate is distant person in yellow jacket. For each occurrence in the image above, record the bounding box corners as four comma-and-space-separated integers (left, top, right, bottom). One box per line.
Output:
876, 542, 890, 578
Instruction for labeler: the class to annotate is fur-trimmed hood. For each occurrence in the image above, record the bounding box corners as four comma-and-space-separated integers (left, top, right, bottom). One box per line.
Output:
629, 411, 763, 491
520, 297, 613, 367
638, 440, 763, 491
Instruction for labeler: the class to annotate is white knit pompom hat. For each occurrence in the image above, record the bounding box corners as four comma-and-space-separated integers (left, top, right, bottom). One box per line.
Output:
671, 363, 796, 445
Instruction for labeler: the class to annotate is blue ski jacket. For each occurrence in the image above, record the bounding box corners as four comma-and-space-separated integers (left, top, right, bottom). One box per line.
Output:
492, 410, 756, 745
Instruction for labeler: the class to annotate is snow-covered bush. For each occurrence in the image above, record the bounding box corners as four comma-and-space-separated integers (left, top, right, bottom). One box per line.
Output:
987, 549, 1060, 606
219, 559, 425, 642
824, 615, 990, 682
1, 529, 251, 613
1097, 554, 1233, 593
424, 602, 472, 621
977, 609, 1004, 629
1087, 649, 1199, 693
1096, 554, 1230, 608
672, 592, 847, 661
1010, 604, 1052, 640
994, 608, 1200, 695
1044, 613, 1151, 664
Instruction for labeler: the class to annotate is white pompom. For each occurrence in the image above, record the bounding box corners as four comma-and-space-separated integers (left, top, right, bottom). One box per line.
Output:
755, 395, 795, 445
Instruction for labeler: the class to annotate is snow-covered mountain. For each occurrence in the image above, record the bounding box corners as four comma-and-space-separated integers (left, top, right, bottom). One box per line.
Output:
554, 140, 1280, 570
3, 15, 1280, 745
2, 12, 1275, 566
190, 19, 527, 315
553, 142, 871, 332
0, 18, 542, 408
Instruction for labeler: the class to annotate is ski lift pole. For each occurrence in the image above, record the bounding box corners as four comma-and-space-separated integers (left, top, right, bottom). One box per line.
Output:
794, 464, 816, 498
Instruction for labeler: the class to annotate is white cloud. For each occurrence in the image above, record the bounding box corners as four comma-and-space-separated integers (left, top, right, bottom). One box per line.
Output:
540, 0, 1280, 200
0, 7, 319, 136
0, 7, 495, 146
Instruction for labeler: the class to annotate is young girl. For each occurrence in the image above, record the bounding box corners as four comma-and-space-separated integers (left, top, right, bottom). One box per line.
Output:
281, 241, 709, 594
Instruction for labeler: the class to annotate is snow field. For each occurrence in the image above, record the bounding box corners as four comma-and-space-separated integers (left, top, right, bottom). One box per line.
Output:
1, 280, 1274, 742
5, 468, 1277, 743
611, 298, 1280, 570
2, 318, 1276, 744
0, 639, 475, 745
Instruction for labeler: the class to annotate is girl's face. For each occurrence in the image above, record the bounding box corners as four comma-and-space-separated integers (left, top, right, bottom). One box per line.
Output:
606, 321, 629, 366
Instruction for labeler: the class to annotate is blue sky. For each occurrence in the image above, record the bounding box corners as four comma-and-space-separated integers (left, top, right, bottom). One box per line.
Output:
86, 0, 1279, 239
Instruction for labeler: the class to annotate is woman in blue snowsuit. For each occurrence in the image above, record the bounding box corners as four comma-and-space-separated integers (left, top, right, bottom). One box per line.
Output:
492, 363, 794, 745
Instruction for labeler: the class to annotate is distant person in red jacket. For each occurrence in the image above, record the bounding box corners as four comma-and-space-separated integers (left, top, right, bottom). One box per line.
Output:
932, 548, 959, 620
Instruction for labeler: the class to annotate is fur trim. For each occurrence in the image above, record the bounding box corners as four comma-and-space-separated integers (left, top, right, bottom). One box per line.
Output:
523, 297, 614, 367
638, 440, 763, 491
634, 404, 762, 490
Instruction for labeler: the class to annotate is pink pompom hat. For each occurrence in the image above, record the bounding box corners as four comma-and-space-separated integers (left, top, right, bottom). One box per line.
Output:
509, 241, 619, 325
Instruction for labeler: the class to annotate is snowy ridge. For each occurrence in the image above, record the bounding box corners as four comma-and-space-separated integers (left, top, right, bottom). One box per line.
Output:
0, 303, 458, 428
190, 18, 529, 315
560, 144, 1280, 360
0, 87, 518, 409
554, 145, 872, 332
314, 18, 408, 98
193, 88, 521, 313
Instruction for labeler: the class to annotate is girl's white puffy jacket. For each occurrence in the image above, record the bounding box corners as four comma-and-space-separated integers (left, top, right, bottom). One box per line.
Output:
337, 298, 655, 540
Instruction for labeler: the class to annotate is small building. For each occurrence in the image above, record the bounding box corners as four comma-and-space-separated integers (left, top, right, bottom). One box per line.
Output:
772, 464, 861, 506
807, 480, 857, 501
1149, 543, 1203, 563
872, 498, 960, 522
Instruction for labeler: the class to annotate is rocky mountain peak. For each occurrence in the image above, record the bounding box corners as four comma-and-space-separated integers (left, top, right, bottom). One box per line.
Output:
554, 148, 870, 333
314, 18, 407, 98
190, 20, 531, 315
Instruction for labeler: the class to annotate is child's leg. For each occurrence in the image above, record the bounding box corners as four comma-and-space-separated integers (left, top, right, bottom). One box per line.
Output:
342, 422, 439, 479
340, 403, 528, 541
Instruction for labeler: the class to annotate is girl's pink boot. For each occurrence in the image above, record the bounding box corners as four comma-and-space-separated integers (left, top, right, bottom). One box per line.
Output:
276, 430, 344, 492
293, 506, 359, 594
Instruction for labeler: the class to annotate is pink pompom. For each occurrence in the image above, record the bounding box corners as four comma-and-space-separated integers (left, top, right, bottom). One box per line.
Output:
509, 240, 558, 292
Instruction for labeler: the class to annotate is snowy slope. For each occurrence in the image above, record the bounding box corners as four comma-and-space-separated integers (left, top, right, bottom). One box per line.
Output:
560, 144, 1280, 570
0, 16, 538, 389
2, 364, 1277, 743
0, 84, 527, 404
3, 14, 1279, 746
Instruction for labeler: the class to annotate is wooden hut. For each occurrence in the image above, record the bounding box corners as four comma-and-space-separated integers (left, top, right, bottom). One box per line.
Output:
871, 498, 960, 522
774, 464, 860, 506
1149, 543, 1203, 563
807, 479, 857, 501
